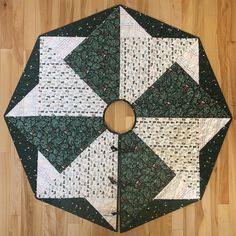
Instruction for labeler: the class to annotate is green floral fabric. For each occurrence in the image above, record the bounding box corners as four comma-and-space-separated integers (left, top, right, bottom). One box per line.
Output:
7, 116, 105, 172
65, 8, 120, 104
119, 131, 175, 228
133, 63, 228, 118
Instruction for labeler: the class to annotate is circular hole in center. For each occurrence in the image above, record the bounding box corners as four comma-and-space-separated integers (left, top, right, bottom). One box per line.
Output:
104, 100, 136, 134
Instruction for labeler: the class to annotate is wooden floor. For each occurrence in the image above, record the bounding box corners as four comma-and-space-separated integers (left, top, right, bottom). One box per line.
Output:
0, 0, 236, 235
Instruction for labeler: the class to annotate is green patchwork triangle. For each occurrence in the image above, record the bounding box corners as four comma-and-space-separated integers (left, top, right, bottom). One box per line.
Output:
120, 199, 197, 232
42, 5, 119, 37
119, 131, 175, 229
133, 63, 228, 118
64, 8, 120, 103
198, 40, 231, 117
7, 116, 106, 173
39, 198, 116, 231
5, 117, 38, 193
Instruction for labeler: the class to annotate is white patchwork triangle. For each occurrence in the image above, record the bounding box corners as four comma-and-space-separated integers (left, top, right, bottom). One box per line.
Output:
176, 40, 199, 83
6, 86, 39, 117
39, 37, 107, 116
120, 7, 151, 38
154, 173, 198, 199
40, 36, 86, 59
120, 38, 198, 103
199, 118, 230, 149
87, 198, 117, 230
36, 130, 118, 229
134, 117, 229, 199
36, 151, 60, 197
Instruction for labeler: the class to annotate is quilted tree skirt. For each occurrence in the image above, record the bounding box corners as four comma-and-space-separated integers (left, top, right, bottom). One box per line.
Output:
4, 5, 231, 232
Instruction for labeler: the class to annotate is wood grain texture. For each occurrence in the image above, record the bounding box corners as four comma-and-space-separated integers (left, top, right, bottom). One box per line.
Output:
0, 0, 235, 235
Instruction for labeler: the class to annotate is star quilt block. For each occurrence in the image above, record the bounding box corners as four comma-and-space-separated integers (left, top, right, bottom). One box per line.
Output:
4, 5, 232, 232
